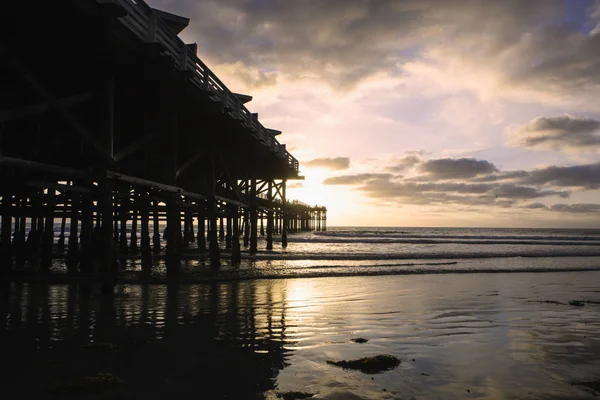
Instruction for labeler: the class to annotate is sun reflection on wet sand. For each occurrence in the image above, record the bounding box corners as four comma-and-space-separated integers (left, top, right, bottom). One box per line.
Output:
1, 272, 599, 399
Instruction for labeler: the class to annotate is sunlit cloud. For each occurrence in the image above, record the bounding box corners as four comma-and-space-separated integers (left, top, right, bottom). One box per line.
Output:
148, 0, 600, 226
304, 157, 350, 170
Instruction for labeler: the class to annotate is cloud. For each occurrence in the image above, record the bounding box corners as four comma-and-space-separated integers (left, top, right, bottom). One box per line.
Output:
359, 180, 566, 201
548, 203, 600, 213
522, 202, 549, 210
471, 170, 529, 183
286, 181, 304, 189
323, 173, 395, 185
508, 114, 600, 152
319, 156, 600, 209
523, 202, 600, 213
386, 154, 422, 172
419, 158, 498, 179
304, 157, 350, 170
517, 162, 600, 189
155, 0, 600, 105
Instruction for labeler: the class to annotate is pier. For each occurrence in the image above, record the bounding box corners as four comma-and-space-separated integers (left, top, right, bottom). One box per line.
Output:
0, 0, 326, 284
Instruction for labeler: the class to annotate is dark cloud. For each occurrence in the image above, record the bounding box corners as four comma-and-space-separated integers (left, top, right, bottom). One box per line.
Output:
549, 203, 600, 213
358, 180, 566, 201
386, 154, 422, 172
419, 158, 498, 179
522, 202, 549, 210
471, 170, 529, 183
510, 114, 600, 151
304, 157, 350, 170
491, 184, 568, 199
319, 156, 600, 209
473, 162, 600, 190
517, 162, 600, 189
523, 203, 600, 213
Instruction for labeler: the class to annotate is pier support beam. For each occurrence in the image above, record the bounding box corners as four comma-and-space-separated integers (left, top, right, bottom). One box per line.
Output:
231, 206, 241, 264
119, 195, 128, 256
219, 217, 225, 241
165, 194, 182, 276
57, 195, 67, 251
208, 195, 220, 267
260, 213, 265, 236
153, 200, 161, 253
266, 181, 273, 251
113, 209, 119, 246
66, 194, 79, 275
197, 203, 205, 251
250, 178, 258, 255
243, 209, 249, 247
226, 215, 232, 250
140, 193, 152, 270
0, 192, 13, 273
281, 180, 288, 248
40, 189, 54, 274
78, 191, 93, 274
189, 214, 195, 243
183, 204, 192, 246
99, 182, 117, 295
12, 198, 25, 270
129, 193, 138, 252
26, 194, 42, 266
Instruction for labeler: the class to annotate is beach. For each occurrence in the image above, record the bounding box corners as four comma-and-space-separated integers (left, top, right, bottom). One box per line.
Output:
3, 1, 599, 397
1, 270, 599, 399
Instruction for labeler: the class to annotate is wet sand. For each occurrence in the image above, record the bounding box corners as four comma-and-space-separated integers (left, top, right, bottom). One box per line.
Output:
1, 271, 599, 399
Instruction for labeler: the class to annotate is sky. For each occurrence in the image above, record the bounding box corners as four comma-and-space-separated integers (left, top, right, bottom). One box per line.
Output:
149, 0, 600, 228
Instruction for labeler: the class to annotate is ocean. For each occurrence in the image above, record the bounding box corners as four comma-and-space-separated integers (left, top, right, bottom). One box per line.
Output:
2, 226, 600, 399
114, 226, 600, 280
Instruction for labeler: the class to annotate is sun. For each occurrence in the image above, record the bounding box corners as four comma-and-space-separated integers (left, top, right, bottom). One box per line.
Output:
285, 166, 365, 226
287, 167, 331, 207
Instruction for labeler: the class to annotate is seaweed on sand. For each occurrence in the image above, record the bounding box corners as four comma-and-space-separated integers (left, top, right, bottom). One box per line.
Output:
571, 379, 600, 396
326, 354, 400, 374
276, 391, 314, 399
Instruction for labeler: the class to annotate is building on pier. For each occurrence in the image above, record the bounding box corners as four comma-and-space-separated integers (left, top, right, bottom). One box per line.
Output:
0, 0, 326, 283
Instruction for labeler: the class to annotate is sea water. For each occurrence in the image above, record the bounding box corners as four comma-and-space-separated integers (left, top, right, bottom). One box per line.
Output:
110, 226, 600, 279
2, 227, 600, 399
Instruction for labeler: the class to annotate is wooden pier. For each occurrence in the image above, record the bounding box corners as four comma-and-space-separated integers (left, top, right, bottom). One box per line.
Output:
0, 0, 326, 285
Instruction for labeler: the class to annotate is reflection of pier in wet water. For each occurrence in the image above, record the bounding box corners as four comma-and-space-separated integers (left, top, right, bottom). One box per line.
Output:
0, 0, 326, 285
1, 281, 293, 397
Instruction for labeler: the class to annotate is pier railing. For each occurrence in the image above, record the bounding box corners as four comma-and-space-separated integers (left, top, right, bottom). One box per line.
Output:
99, 0, 299, 172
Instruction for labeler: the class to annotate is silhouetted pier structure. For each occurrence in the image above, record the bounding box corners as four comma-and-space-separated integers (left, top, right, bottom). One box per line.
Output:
0, 0, 326, 285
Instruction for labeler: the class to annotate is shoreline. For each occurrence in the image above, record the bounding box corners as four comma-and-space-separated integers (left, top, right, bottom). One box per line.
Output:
4, 265, 600, 285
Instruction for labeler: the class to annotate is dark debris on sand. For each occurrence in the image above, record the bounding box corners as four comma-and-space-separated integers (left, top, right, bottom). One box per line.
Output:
327, 354, 400, 374
534, 299, 600, 307
351, 338, 368, 343
277, 391, 314, 399
571, 379, 600, 396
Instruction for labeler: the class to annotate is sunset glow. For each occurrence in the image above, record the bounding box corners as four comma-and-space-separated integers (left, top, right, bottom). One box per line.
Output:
149, 0, 600, 228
